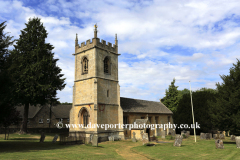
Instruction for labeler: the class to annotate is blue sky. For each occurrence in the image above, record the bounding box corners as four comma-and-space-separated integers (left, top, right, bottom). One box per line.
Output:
1, 0, 240, 102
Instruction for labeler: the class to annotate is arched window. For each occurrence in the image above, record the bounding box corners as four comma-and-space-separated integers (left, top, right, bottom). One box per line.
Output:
81, 109, 89, 127
104, 57, 110, 74
82, 57, 88, 74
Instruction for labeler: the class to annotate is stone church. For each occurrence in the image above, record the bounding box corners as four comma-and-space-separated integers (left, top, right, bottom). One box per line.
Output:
69, 25, 173, 142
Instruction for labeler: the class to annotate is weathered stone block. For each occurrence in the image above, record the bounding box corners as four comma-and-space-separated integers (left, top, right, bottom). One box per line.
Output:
52, 134, 58, 143
40, 132, 45, 143
219, 134, 225, 139
231, 135, 235, 141
206, 133, 211, 140
161, 131, 166, 138
215, 139, 224, 149
213, 134, 218, 139
132, 132, 137, 142
200, 133, 206, 139
235, 136, 240, 148
142, 133, 149, 145
173, 135, 183, 147
92, 135, 98, 146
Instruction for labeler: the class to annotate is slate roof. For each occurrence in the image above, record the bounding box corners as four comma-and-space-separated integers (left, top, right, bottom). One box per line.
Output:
51, 105, 72, 118
16, 105, 43, 118
120, 97, 173, 114
16, 104, 72, 119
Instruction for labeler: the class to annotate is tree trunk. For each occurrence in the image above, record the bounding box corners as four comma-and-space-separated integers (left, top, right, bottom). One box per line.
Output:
7, 127, 9, 140
20, 103, 29, 134
4, 127, 6, 140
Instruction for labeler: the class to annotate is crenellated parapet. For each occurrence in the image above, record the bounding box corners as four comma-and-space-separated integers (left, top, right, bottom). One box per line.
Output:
74, 38, 118, 55
74, 24, 119, 55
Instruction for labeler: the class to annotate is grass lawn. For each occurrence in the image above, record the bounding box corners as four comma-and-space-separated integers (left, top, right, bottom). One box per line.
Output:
0, 133, 239, 160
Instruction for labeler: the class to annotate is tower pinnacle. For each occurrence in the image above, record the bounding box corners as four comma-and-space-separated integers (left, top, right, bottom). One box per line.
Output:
115, 33, 118, 45
94, 23, 98, 38
75, 33, 78, 46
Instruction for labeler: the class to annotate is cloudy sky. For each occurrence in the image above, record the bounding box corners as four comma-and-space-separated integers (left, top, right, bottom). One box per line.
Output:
1, 0, 240, 103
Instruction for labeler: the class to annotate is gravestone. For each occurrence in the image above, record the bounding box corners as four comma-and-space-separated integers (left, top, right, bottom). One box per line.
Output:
235, 136, 240, 148
186, 131, 190, 138
92, 135, 98, 146
132, 132, 137, 142
206, 133, 211, 140
200, 133, 206, 139
171, 131, 176, 136
142, 133, 149, 145
52, 134, 58, 143
90, 134, 94, 142
213, 134, 218, 139
219, 134, 225, 139
209, 133, 212, 139
231, 135, 235, 141
181, 130, 186, 136
40, 132, 45, 143
108, 136, 114, 141
215, 139, 224, 149
173, 135, 183, 147
161, 131, 166, 138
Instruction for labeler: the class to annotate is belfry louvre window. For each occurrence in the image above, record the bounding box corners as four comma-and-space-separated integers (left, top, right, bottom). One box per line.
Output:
104, 57, 109, 74
82, 57, 88, 74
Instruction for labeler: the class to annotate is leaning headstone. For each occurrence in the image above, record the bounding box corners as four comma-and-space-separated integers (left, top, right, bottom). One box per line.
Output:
92, 135, 98, 146
52, 134, 58, 143
235, 136, 240, 148
173, 135, 183, 147
142, 133, 149, 145
231, 135, 235, 141
213, 134, 218, 139
206, 133, 211, 140
40, 132, 45, 143
219, 134, 225, 139
132, 132, 137, 142
200, 133, 206, 139
215, 139, 224, 149
161, 131, 166, 138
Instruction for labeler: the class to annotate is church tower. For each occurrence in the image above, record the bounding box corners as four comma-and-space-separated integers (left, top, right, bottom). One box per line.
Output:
69, 24, 124, 141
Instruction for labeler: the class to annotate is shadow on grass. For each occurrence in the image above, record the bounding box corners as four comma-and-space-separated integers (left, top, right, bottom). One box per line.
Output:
224, 142, 236, 144
0, 141, 76, 153
10, 138, 39, 140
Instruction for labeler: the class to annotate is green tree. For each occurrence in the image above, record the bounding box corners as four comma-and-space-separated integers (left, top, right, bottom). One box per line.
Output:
174, 88, 218, 133
162, 78, 179, 113
0, 21, 16, 125
210, 59, 240, 135
10, 17, 66, 133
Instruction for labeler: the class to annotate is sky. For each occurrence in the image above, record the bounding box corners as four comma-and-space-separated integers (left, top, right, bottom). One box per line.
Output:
1, 0, 240, 103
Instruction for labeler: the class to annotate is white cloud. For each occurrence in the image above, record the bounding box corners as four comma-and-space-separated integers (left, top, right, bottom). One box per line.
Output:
2, 0, 240, 102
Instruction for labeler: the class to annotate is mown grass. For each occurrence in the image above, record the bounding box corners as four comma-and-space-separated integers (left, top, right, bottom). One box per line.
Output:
0, 133, 123, 160
0, 133, 240, 160
132, 135, 240, 160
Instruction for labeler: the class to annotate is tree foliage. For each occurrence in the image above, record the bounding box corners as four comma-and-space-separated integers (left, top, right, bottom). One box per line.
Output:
10, 17, 66, 133
174, 88, 218, 133
0, 21, 16, 125
209, 59, 240, 135
162, 78, 180, 113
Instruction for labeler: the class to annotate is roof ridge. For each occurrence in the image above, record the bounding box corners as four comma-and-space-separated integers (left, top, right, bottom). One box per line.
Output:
120, 97, 160, 103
